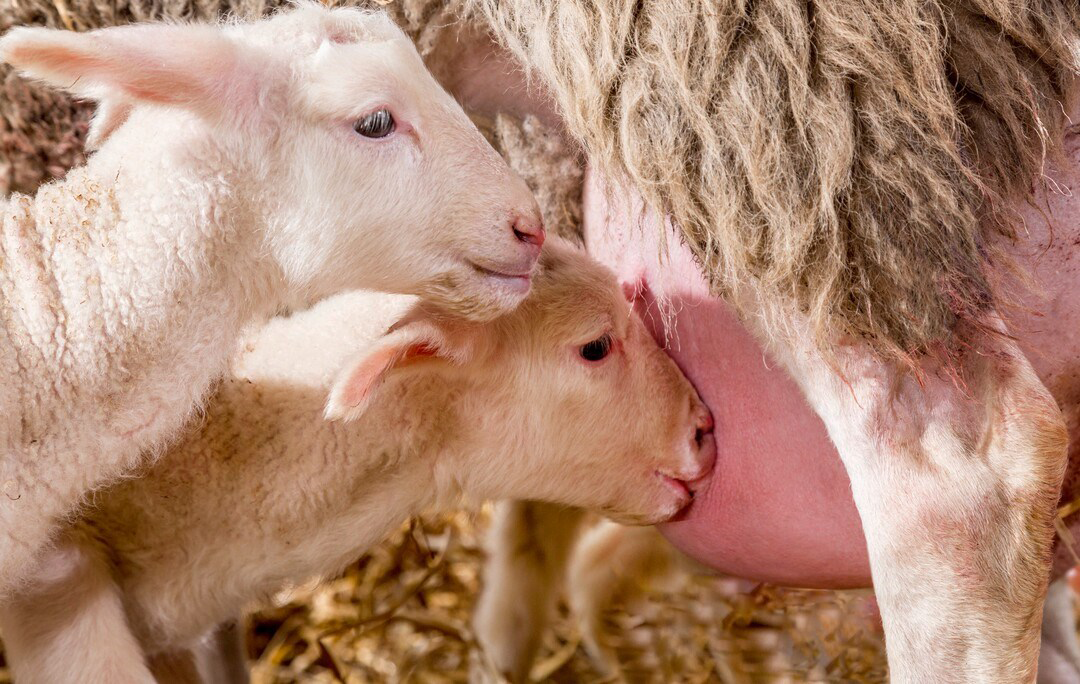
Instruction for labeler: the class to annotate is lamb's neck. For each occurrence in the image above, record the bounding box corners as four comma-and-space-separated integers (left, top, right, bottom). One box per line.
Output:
82, 139, 281, 324
0, 132, 285, 441
367, 375, 471, 481
326, 376, 484, 543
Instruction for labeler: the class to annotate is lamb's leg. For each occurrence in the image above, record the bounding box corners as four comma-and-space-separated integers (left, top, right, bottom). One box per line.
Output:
196, 621, 250, 684
148, 621, 249, 684
0, 534, 155, 684
769, 320, 1067, 682
473, 501, 588, 682
0, 440, 141, 596
567, 521, 682, 676
1038, 577, 1080, 683
148, 649, 202, 684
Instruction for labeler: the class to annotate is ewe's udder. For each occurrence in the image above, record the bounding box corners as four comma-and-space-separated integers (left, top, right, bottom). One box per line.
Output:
583, 169, 872, 588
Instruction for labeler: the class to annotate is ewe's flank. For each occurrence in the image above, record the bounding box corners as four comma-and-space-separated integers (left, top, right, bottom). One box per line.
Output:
474, 0, 1080, 355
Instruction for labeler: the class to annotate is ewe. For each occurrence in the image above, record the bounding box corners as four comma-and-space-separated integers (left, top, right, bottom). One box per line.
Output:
0, 4, 543, 594
0, 239, 714, 683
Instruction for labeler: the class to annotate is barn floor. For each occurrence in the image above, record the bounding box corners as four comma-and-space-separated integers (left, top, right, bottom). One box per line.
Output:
241, 510, 888, 684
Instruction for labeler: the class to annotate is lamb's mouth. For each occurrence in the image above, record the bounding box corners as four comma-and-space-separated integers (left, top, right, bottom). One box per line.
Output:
468, 262, 532, 295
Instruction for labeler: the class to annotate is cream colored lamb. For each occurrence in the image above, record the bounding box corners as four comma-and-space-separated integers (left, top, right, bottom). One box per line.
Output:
0, 3, 543, 594
0, 239, 715, 683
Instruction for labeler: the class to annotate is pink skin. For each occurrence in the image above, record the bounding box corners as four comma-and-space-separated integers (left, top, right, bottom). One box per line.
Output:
435, 35, 1080, 588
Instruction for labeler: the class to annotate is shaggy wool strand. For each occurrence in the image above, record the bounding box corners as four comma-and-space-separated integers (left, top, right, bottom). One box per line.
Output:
472, 0, 1080, 356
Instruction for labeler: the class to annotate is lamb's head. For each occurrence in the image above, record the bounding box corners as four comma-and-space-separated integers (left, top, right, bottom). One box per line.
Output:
0, 3, 543, 320
326, 238, 716, 525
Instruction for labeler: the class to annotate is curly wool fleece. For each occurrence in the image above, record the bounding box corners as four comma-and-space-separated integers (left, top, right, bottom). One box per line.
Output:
473, 0, 1080, 355
4, 0, 1079, 355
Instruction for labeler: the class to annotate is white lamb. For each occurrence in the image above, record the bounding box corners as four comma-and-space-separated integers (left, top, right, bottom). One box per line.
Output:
0, 3, 544, 594
0, 239, 715, 683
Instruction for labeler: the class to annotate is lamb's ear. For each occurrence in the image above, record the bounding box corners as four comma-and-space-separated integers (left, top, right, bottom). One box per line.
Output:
0, 23, 262, 120
86, 99, 133, 150
325, 319, 474, 423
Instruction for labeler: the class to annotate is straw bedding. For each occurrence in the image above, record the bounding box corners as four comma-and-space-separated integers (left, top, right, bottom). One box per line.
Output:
222, 513, 890, 683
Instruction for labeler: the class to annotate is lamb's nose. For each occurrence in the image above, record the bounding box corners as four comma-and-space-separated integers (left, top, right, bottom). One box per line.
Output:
512, 214, 545, 248
691, 405, 716, 472
695, 409, 715, 439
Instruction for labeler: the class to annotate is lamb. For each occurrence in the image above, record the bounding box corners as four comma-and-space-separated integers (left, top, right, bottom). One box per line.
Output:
0, 3, 544, 595
0, 238, 716, 683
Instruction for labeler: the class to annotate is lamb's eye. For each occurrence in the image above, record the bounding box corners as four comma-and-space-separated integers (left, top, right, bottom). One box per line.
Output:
579, 334, 612, 362
354, 109, 394, 138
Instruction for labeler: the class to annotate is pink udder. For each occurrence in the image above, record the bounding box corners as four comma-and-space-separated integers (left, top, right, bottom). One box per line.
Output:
583, 169, 871, 588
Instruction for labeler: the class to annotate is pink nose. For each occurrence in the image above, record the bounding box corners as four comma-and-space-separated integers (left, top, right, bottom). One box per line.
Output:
512, 214, 546, 248
692, 406, 716, 473
695, 408, 714, 435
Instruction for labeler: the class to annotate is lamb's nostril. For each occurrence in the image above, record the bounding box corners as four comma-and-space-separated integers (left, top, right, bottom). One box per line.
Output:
690, 406, 717, 474
512, 216, 545, 248
695, 408, 715, 435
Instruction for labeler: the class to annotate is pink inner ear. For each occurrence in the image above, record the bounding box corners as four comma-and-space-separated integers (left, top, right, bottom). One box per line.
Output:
406, 343, 439, 358
3, 41, 103, 76
339, 346, 399, 409
112, 37, 252, 112
340, 338, 442, 409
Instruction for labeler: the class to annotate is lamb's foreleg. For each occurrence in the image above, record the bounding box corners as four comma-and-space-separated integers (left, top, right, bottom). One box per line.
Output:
148, 621, 249, 684
0, 533, 155, 684
567, 521, 683, 676
148, 649, 202, 684
195, 621, 250, 684
473, 501, 588, 682
1037, 576, 1080, 683
771, 323, 1067, 682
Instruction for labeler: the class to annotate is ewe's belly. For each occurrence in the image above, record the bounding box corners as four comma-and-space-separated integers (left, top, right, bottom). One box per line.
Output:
1017, 127, 1080, 579
585, 123, 1080, 589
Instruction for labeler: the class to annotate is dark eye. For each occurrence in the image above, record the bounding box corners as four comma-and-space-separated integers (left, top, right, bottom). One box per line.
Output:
579, 334, 612, 362
354, 109, 394, 138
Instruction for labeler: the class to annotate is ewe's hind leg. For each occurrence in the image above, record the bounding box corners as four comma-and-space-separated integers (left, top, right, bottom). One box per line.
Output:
0, 534, 154, 684
770, 322, 1067, 682
1038, 577, 1080, 683
473, 501, 588, 682
567, 521, 682, 675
